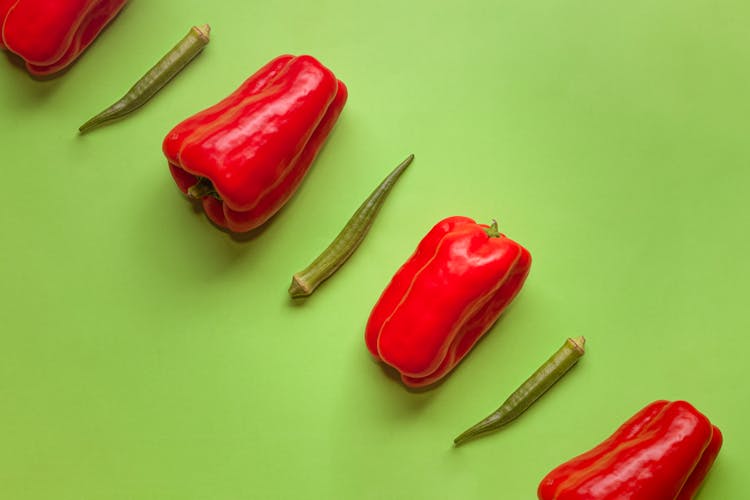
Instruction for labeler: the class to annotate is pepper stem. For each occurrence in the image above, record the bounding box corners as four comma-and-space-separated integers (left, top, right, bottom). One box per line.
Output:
484, 219, 500, 238
187, 177, 216, 199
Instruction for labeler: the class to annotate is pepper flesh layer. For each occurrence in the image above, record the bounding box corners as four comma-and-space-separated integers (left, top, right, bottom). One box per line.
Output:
537, 400, 723, 500
0, 0, 127, 76
365, 216, 532, 388
163, 54, 347, 233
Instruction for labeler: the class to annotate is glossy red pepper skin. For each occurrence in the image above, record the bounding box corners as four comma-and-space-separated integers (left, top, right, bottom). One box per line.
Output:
538, 400, 723, 500
365, 216, 531, 388
163, 54, 347, 233
0, 0, 127, 76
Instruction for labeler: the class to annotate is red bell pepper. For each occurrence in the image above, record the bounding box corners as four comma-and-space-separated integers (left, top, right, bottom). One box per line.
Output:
163, 54, 347, 233
365, 216, 532, 388
537, 400, 723, 500
1, 0, 128, 76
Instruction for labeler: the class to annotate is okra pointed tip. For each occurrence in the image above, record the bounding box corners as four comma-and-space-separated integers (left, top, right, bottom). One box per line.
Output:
453, 419, 501, 446
397, 154, 414, 169
78, 120, 96, 133
453, 434, 468, 446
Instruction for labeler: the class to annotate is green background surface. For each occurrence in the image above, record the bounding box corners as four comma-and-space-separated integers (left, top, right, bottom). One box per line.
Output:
1, 0, 748, 498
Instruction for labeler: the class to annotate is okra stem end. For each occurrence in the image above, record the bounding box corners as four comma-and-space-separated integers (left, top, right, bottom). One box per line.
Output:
289, 275, 312, 298
569, 336, 586, 354
193, 24, 211, 42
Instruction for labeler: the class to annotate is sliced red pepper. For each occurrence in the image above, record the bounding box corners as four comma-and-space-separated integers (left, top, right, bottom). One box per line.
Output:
163, 54, 347, 233
1, 0, 127, 76
365, 216, 532, 387
537, 400, 722, 500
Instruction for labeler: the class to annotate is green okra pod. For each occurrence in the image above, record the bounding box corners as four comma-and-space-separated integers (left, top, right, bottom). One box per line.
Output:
453, 336, 586, 446
79, 24, 210, 133
289, 154, 414, 298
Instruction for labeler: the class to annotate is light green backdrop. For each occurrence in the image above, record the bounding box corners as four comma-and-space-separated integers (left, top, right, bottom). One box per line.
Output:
1, 0, 747, 498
